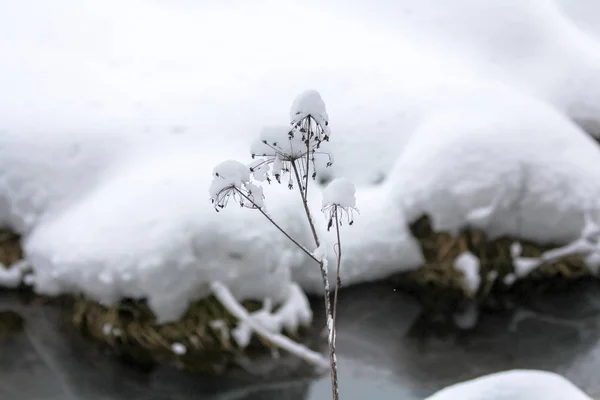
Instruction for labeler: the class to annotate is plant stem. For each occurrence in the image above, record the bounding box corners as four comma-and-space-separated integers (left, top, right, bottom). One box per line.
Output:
332, 207, 342, 346
291, 160, 339, 400
233, 188, 319, 264
291, 162, 320, 246
304, 117, 311, 200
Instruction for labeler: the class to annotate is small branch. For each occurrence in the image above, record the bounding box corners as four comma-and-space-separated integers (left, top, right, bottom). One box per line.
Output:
210, 281, 329, 370
233, 188, 319, 264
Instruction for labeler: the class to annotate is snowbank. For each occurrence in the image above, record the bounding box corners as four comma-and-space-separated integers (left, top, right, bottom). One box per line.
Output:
1, 0, 600, 322
388, 87, 600, 245
425, 370, 591, 400
23, 148, 314, 322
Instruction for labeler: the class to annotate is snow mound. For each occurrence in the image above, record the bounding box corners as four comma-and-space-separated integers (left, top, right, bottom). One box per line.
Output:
425, 370, 591, 400
23, 148, 314, 322
388, 88, 600, 245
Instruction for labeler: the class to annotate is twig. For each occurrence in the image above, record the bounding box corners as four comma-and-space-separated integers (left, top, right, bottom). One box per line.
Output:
291, 159, 339, 400
233, 188, 319, 264
210, 281, 329, 370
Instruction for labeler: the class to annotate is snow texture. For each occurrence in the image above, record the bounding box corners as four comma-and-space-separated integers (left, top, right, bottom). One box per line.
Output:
0, 265, 22, 288
426, 370, 592, 400
2, 0, 600, 323
171, 343, 187, 355
322, 178, 356, 209
209, 159, 265, 209
289, 89, 331, 136
211, 281, 326, 369
210, 160, 250, 198
453, 252, 481, 296
0, 260, 29, 288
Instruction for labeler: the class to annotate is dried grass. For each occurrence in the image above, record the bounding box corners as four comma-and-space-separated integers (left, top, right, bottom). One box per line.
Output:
394, 215, 591, 311
71, 295, 289, 372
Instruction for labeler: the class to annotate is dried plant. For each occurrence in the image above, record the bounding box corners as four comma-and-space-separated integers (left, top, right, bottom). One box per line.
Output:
209, 90, 356, 399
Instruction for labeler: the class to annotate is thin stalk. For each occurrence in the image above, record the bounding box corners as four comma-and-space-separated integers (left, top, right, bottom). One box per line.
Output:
233, 188, 319, 264
291, 161, 320, 246
304, 117, 311, 199
332, 207, 342, 345
291, 159, 339, 400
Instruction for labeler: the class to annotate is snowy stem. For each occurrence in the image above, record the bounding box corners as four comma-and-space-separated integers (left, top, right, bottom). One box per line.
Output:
210, 281, 329, 370
304, 117, 311, 200
332, 206, 342, 346
291, 160, 339, 400
233, 188, 319, 264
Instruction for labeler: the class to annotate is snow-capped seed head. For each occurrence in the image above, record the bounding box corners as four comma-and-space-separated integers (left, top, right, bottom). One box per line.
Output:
322, 178, 356, 209
249, 124, 332, 189
250, 125, 300, 161
290, 90, 330, 137
322, 178, 358, 230
209, 160, 264, 211
212, 160, 250, 185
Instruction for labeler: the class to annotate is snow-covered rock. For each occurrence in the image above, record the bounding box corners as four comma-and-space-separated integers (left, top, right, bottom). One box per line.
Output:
388, 88, 600, 245
23, 149, 314, 322
425, 370, 592, 400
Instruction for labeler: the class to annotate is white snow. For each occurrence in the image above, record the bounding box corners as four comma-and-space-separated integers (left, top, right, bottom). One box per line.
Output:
211, 281, 326, 369
453, 252, 481, 296
388, 88, 600, 245
0, 259, 30, 288
289, 89, 331, 136
425, 370, 592, 400
210, 160, 251, 195
312, 244, 327, 263
1, 0, 600, 324
102, 324, 112, 336
171, 343, 187, 355
322, 178, 356, 210
209, 159, 265, 209
0, 264, 22, 288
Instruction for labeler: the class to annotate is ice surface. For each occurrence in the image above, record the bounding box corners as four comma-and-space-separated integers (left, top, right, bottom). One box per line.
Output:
425, 370, 592, 400
2, 0, 600, 322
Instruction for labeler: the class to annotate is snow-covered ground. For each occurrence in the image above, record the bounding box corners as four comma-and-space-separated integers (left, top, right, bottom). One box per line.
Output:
425, 370, 592, 400
2, 0, 600, 329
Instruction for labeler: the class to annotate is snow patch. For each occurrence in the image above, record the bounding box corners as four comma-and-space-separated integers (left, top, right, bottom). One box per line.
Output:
322, 178, 356, 209
171, 342, 187, 355
453, 252, 481, 296
425, 370, 592, 400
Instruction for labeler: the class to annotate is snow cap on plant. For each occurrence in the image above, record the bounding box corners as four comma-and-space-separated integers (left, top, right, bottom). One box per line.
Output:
290, 89, 331, 138
322, 177, 358, 230
250, 90, 333, 190
209, 160, 264, 211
